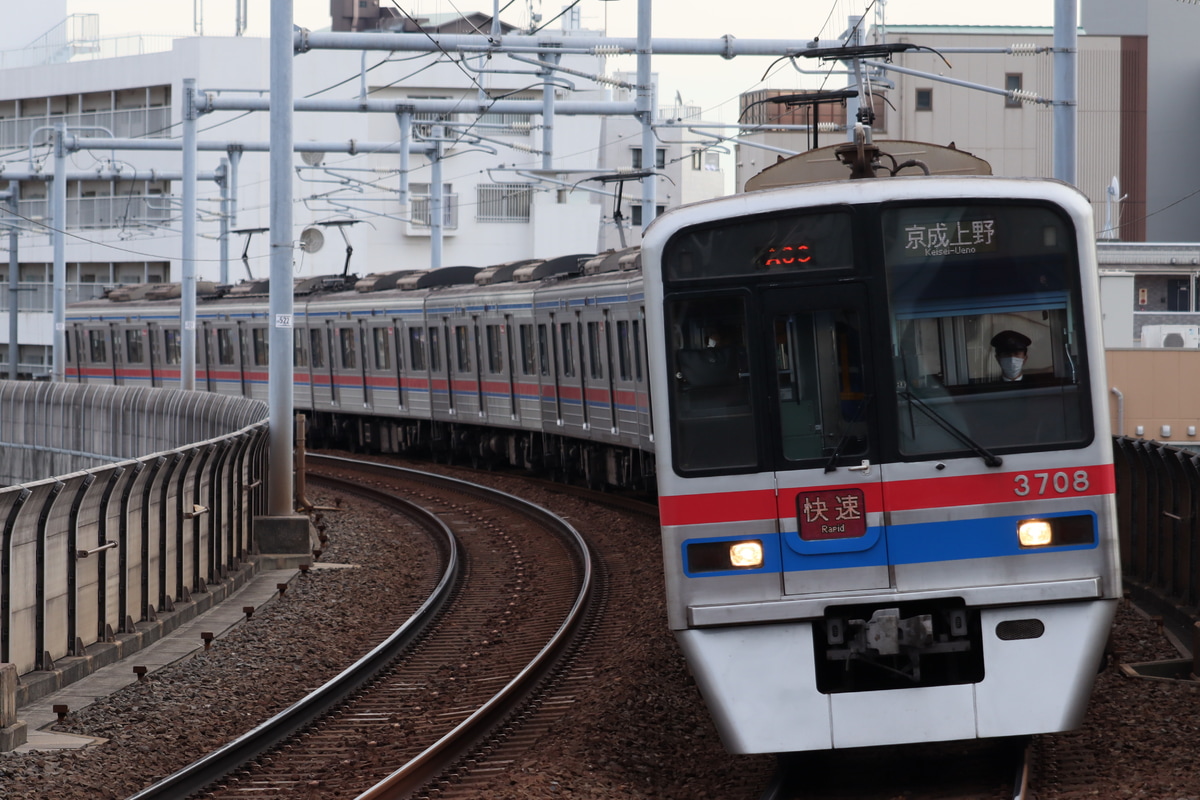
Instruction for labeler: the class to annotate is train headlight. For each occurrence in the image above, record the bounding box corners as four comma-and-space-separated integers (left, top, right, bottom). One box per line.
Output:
1017, 520, 1053, 547
1017, 515, 1096, 549
686, 539, 766, 572
728, 541, 764, 568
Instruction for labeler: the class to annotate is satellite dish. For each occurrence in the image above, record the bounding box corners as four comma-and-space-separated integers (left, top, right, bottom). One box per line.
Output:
301, 149, 325, 166
299, 227, 325, 253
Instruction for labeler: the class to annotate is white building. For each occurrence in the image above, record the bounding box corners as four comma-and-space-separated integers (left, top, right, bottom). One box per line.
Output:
0, 6, 727, 377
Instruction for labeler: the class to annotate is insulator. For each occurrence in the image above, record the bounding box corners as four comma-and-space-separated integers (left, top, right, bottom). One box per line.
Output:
1010, 43, 1039, 56
592, 45, 625, 55
595, 75, 629, 87
1008, 89, 1041, 104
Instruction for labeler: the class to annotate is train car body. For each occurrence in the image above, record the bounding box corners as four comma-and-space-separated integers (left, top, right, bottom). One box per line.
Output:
65, 253, 655, 489
640, 173, 1120, 753
64, 141, 1119, 758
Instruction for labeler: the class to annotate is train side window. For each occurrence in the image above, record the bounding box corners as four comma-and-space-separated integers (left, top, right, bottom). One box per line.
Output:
428, 326, 442, 372
309, 328, 326, 368
586, 321, 603, 379
89, 330, 108, 363
519, 324, 536, 375
616, 320, 631, 381
164, 329, 181, 365
253, 328, 270, 366
126, 330, 144, 363
665, 295, 757, 472
559, 322, 575, 377
486, 324, 504, 374
294, 332, 308, 367
373, 327, 391, 370
454, 325, 472, 372
537, 324, 550, 376
338, 327, 357, 369
217, 329, 236, 365
409, 327, 427, 371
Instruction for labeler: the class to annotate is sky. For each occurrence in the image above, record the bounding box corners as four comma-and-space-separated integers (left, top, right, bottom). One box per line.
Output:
67, 0, 1060, 123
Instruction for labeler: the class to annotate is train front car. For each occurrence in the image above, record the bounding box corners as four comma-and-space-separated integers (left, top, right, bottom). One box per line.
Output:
641, 176, 1119, 754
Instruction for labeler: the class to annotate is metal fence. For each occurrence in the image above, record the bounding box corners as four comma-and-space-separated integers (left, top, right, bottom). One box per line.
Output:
1113, 436, 1200, 614
0, 382, 268, 677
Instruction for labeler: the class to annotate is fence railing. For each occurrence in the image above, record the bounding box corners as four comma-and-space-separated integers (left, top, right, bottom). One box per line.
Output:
0, 382, 268, 678
1113, 436, 1200, 615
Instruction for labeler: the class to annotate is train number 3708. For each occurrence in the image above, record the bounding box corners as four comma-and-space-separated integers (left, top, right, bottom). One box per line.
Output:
1013, 471, 1090, 496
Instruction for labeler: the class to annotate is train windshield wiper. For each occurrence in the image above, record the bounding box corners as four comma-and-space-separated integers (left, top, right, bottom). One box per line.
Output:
898, 390, 1003, 468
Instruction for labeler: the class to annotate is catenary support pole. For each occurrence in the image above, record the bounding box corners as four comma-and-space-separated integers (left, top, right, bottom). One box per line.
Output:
219, 157, 231, 286
1053, 0, 1077, 185
268, 0, 295, 517
7, 187, 17, 381
636, 0, 656, 229
52, 123, 66, 383
181, 77, 198, 391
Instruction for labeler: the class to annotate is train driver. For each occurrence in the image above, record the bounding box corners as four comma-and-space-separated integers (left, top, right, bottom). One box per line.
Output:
990, 329, 1032, 382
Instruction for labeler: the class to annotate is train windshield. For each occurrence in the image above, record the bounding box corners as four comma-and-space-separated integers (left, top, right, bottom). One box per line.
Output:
883, 202, 1092, 456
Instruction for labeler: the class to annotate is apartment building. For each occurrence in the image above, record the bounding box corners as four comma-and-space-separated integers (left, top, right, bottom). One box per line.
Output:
0, 8, 726, 377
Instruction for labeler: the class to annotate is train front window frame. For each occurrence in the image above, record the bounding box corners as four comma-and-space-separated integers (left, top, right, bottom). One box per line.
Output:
664, 292, 759, 473
882, 201, 1093, 457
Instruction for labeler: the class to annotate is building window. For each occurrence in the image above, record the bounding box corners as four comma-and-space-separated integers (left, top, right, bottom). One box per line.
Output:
630, 204, 666, 227
631, 147, 666, 169
915, 88, 933, 112
477, 183, 533, 222
1005, 74, 1023, 108
691, 148, 704, 170
1168, 278, 1191, 312
409, 183, 458, 229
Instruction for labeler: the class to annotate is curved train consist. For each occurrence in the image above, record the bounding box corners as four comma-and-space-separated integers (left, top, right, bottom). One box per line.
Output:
66, 139, 1120, 754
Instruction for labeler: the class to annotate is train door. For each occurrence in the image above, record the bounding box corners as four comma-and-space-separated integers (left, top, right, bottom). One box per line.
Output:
762, 284, 888, 594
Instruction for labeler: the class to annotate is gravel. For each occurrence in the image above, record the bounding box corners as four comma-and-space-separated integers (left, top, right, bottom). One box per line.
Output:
1, 465, 1197, 800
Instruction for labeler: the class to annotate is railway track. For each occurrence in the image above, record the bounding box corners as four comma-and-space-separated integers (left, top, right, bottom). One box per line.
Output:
127, 454, 596, 799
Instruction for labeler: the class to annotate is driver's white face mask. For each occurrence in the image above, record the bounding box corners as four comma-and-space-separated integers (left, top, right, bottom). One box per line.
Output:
998, 356, 1025, 380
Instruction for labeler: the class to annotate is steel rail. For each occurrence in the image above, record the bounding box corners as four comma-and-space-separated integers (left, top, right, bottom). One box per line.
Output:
123, 474, 460, 800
